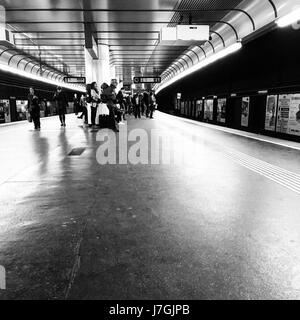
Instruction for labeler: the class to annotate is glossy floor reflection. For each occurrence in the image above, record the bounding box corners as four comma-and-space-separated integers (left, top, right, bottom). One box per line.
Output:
0, 113, 300, 300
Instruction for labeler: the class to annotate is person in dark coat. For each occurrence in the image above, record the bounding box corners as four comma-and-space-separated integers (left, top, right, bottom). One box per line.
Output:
126, 93, 133, 115
27, 87, 41, 130
143, 91, 151, 118
53, 86, 68, 127
101, 80, 119, 131
116, 87, 126, 121
73, 93, 80, 115
133, 92, 142, 119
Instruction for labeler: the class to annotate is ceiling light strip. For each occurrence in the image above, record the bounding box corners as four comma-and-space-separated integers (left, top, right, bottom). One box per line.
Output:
0, 63, 85, 92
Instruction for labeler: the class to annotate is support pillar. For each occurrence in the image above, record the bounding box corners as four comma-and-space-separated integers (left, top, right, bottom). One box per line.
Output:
110, 65, 116, 81
85, 44, 111, 86
0, 5, 5, 29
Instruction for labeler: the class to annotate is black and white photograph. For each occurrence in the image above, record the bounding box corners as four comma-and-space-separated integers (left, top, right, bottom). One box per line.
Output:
0, 0, 300, 311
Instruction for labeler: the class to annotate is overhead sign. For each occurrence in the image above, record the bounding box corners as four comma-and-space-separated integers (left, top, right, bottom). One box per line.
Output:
64, 77, 86, 84
133, 77, 161, 84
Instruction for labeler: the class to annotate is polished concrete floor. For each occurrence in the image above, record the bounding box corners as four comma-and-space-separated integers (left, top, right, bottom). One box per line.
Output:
0, 112, 300, 300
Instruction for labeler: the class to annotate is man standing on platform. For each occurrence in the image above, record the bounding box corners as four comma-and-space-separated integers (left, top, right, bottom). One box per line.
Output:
27, 87, 41, 130
53, 86, 68, 127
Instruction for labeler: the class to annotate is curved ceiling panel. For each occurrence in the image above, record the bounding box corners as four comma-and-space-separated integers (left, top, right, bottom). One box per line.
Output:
0, 0, 299, 88
157, 0, 299, 92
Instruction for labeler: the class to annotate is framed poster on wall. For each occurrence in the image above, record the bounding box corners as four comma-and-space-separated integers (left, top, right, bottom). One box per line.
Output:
276, 94, 292, 134
16, 100, 28, 121
184, 101, 188, 115
187, 101, 191, 116
217, 98, 226, 123
204, 99, 214, 121
180, 101, 185, 115
0, 100, 11, 123
265, 95, 278, 131
196, 100, 203, 119
287, 94, 300, 136
241, 97, 250, 127
0, 104, 5, 123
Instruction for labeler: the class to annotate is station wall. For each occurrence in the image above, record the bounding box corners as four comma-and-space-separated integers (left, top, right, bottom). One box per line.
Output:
157, 26, 300, 142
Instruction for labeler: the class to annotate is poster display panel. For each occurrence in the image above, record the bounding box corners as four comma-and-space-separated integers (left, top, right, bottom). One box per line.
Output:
204, 99, 214, 121
192, 101, 196, 118
180, 101, 185, 115
287, 94, 300, 136
0, 100, 11, 123
241, 97, 250, 127
265, 95, 278, 131
16, 100, 28, 121
196, 100, 203, 119
276, 94, 292, 134
186, 101, 191, 116
217, 98, 226, 123
0, 103, 5, 123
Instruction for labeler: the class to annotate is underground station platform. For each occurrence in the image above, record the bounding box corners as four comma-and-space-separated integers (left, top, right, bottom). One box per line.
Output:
0, 0, 300, 306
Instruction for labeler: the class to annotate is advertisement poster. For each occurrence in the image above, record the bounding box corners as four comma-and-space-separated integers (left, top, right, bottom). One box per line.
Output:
241, 97, 250, 127
265, 95, 278, 131
187, 101, 191, 116
204, 99, 214, 121
180, 101, 185, 115
0, 100, 11, 123
0, 104, 5, 123
277, 94, 292, 134
16, 100, 28, 121
196, 100, 203, 119
191, 101, 195, 118
217, 98, 226, 123
287, 94, 300, 136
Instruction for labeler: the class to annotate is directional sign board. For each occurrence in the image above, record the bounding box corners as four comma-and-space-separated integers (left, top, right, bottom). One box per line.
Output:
64, 77, 86, 84
133, 77, 161, 84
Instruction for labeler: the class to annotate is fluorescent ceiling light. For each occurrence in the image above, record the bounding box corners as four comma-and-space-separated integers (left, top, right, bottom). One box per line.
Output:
155, 42, 242, 95
258, 90, 268, 94
0, 63, 85, 92
276, 8, 300, 27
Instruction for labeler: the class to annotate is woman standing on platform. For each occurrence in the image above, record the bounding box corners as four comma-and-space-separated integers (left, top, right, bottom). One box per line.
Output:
27, 87, 41, 130
85, 84, 92, 126
149, 91, 157, 119
90, 82, 100, 128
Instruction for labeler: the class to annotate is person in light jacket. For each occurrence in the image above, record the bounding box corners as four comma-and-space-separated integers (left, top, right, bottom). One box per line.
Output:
90, 82, 100, 127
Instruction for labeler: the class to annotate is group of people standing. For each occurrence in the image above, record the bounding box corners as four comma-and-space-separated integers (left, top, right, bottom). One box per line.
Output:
27, 80, 157, 132
77, 79, 157, 131
131, 91, 157, 119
